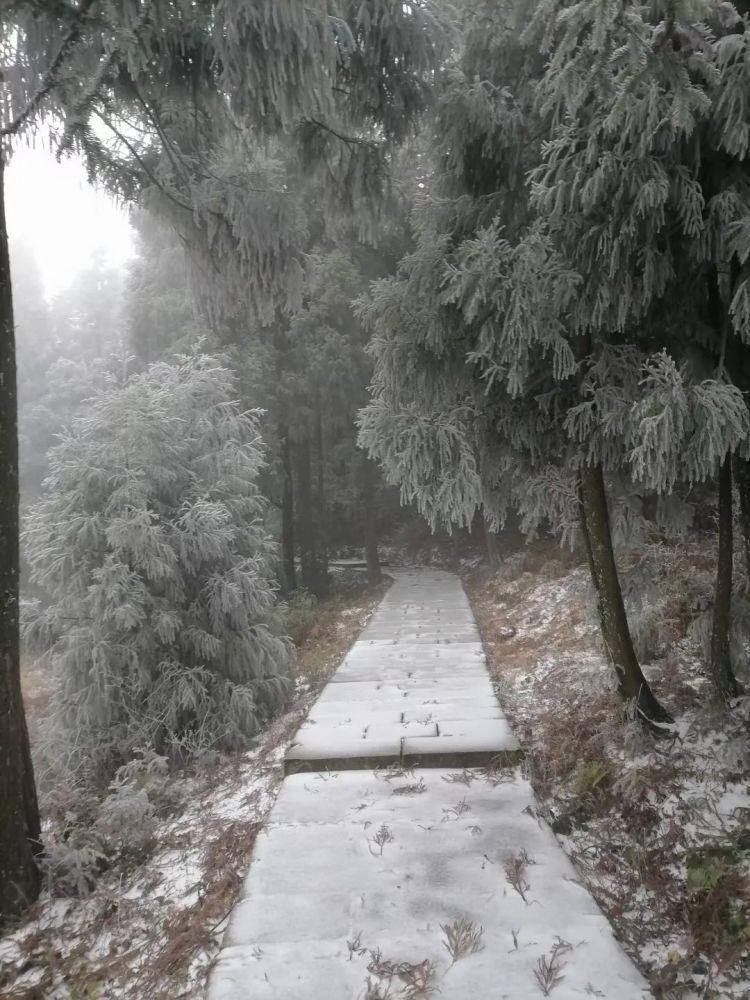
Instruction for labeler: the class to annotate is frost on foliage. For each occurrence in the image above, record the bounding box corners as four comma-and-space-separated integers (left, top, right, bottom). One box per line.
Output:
24, 354, 291, 780
361, 0, 750, 558
3, 0, 452, 330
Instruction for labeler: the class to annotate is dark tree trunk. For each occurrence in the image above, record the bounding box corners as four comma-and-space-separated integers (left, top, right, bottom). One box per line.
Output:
710, 454, 739, 700
577, 477, 599, 589
0, 155, 42, 922
707, 263, 741, 699
360, 454, 382, 587
726, 334, 750, 582
734, 454, 750, 581
483, 513, 501, 570
296, 436, 316, 593
280, 431, 296, 592
578, 463, 672, 725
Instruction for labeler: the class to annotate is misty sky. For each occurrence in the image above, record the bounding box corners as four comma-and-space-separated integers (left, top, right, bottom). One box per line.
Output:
6, 146, 135, 300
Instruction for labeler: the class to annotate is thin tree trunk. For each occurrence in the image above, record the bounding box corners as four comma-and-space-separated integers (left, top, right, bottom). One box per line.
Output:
314, 398, 328, 590
360, 454, 382, 587
0, 154, 42, 922
710, 454, 739, 700
578, 463, 672, 725
296, 436, 317, 593
280, 430, 296, 592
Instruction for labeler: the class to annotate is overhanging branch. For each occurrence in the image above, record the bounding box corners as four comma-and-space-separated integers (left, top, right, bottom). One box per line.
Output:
1, 0, 98, 139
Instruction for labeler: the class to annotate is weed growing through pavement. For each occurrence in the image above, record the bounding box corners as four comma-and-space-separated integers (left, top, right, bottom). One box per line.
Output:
368, 824, 395, 856
348, 931, 367, 960
391, 778, 427, 796
398, 959, 437, 999
504, 850, 534, 903
366, 949, 437, 999
441, 797, 471, 821
534, 938, 572, 995
441, 769, 476, 786
481, 756, 516, 786
379, 763, 416, 783
440, 917, 485, 965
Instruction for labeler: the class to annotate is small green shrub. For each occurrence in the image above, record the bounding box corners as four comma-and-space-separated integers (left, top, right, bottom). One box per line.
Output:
280, 590, 319, 646
573, 759, 611, 799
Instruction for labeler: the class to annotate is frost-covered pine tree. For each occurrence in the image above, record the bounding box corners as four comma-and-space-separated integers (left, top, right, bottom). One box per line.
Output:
360, 0, 750, 722
360, 0, 661, 712
24, 354, 291, 784
526, 0, 750, 699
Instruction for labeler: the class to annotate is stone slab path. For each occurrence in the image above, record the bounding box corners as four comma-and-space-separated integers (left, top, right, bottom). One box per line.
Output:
208, 568, 650, 999
286, 569, 521, 772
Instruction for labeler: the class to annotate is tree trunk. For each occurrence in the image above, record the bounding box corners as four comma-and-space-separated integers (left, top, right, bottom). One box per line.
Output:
578, 463, 672, 725
360, 454, 382, 587
296, 436, 317, 593
314, 398, 328, 590
483, 513, 501, 570
0, 154, 42, 922
726, 335, 750, 582
707, 264, 741, 699
710, 454, 739, 700
280, 431, 296, 592
734, 454, 750, 581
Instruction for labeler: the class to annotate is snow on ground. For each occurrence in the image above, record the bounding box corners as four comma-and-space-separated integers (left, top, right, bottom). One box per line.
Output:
466, 547, 750, 999
209, 767, 649, 1000
0, 742, 288, 1000
0, 584, 386, 999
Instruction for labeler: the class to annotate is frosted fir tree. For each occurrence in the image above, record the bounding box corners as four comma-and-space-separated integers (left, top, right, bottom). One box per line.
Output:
24, 354, 291, 784
361, 0, 750, 722
525, 0, 750, 699
359, 1, 610, 687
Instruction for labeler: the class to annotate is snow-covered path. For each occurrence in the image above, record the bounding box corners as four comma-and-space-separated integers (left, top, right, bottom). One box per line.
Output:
207, 568, 649, 999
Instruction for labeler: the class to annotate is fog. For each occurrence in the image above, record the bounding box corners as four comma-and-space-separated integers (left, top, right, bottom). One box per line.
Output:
6, 146, 134, 299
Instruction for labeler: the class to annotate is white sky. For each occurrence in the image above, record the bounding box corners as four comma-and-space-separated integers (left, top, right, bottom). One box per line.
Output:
6, 146, 135, 300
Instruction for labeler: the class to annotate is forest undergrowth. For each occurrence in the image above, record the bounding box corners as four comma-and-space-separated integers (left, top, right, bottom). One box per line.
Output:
466, 542, 750, 1000
0, 574, 389, 1000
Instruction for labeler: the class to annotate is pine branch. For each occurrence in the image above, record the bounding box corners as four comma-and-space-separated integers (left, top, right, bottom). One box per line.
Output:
130, 84, 193, 188
1, 0, 99, 139
308, 118, 378, 150
90, 106, 194, 215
